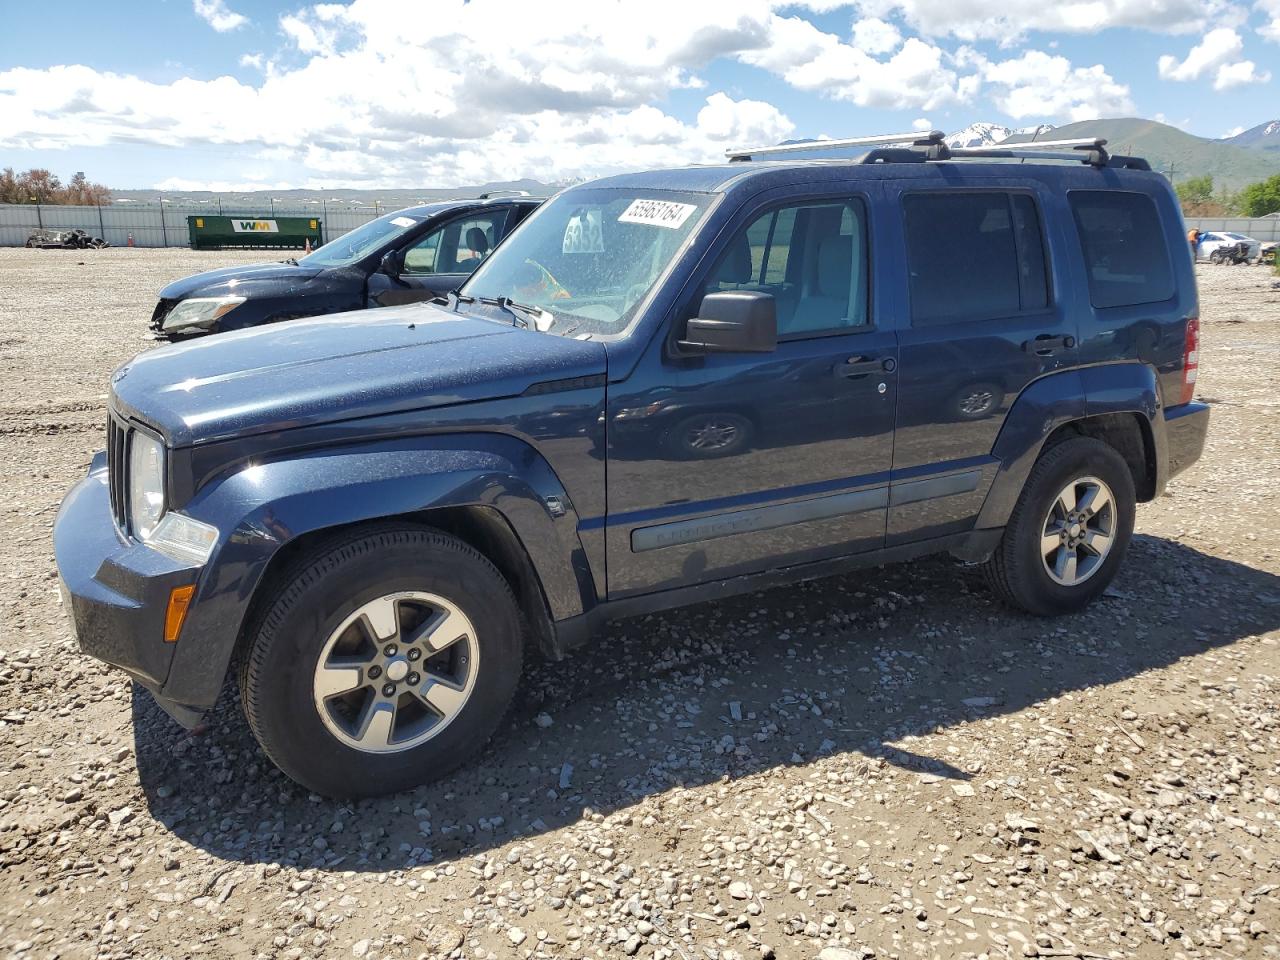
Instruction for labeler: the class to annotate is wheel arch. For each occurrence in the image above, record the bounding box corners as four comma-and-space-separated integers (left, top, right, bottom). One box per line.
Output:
159, 436, 596, 711
976, 364, 1166, 530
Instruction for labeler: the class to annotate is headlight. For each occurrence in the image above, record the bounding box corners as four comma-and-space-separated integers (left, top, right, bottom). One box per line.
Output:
127, 432, 166, 539
147, 512, 219, 565
161, 296, 245, 333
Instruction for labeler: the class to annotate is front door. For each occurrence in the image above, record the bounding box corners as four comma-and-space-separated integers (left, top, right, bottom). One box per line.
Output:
605, 189, 898, 597
367, 208, 510, 306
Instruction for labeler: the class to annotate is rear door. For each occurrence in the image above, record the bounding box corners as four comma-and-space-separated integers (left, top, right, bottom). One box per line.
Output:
883, 181, 1077, 544
368, 207, 511, 306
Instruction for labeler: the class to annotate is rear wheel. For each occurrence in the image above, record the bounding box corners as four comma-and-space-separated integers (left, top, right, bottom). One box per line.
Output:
982, 437, 1135, 616
239, 524, 523, 798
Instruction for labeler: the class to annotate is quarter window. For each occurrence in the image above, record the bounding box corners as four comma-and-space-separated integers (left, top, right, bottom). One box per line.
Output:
904, 192, 1050, 325
1069, 191, 1174, 308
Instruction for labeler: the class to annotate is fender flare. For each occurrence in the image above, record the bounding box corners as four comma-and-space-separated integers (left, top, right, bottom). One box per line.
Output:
160, 433, 595, 709
974, 363, 1163, 531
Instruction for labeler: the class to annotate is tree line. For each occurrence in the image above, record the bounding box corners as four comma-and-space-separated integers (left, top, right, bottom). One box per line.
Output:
0, 168, 112, 205
1177, 172, 1280, 218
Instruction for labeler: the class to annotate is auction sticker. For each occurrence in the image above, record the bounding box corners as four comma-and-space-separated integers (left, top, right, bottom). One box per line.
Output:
618, 199, 697, 229
390, 216, 417, 228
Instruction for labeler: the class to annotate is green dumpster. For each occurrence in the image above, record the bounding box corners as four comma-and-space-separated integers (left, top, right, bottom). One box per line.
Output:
187, 215, 324, 251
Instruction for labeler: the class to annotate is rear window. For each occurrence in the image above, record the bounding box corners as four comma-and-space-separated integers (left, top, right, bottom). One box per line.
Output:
904, 192, 1049, 325
1069, 191, 1174, 309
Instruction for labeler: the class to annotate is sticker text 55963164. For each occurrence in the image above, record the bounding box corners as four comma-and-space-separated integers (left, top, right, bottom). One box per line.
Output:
618, 199, 697, 230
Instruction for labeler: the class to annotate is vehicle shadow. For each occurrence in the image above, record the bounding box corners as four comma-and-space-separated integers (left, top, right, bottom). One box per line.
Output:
132, 534, 1280, 872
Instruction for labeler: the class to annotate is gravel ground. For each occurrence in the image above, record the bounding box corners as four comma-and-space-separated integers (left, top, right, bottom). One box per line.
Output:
0, 248, 1277, 960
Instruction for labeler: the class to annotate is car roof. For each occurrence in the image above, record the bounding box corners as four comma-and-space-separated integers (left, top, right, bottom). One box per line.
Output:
394, 196, 542, 219
579, 158, 1167, 199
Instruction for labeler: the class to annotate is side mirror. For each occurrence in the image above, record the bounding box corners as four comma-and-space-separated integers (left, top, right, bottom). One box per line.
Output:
379, 249, 405, 283
678, 291, 777, 354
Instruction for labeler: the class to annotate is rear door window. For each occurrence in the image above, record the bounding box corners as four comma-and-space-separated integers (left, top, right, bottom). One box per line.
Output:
1069, 191, 1174, 309
903, 192, 1050, 325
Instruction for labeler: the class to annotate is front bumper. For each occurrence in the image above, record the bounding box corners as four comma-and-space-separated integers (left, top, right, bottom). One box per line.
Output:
54, 455, 207, 727
1164, 401, 1210, 480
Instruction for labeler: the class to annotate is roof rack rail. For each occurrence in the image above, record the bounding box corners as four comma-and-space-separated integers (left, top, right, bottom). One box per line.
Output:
726, 130, 945, 162
477, 189, 531, 199
945, 137, 1111, 167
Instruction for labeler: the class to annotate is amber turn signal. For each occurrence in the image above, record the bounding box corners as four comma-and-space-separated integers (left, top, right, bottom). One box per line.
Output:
164, 584, 196, 643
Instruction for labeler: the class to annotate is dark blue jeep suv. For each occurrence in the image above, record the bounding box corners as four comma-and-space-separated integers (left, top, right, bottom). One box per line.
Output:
55, 133, 1209, 797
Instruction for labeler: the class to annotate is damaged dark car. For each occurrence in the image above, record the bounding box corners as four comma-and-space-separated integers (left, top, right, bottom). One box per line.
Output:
150, 195, 541, 339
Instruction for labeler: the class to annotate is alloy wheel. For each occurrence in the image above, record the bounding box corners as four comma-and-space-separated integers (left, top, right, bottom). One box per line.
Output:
312, 591, 479, 753
1040, 475, 1117, 587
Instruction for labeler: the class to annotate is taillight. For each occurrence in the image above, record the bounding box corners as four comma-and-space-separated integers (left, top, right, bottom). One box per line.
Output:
1180, 316, 1199, 406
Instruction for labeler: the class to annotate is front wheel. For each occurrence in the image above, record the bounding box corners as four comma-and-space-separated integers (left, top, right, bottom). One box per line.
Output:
982, 437, 1135, 616
239, 524, 523, 798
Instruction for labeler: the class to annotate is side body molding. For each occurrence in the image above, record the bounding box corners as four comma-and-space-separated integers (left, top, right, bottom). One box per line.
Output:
160, 434, 596, 709
975, 362, 1164, 531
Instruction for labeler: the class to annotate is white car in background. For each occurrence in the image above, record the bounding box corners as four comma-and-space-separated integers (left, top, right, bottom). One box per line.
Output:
1196, 231, 1263, 264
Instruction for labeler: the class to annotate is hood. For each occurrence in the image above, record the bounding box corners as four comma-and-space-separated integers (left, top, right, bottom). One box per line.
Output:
110, 303, 607, 447
158, 261, 324, 300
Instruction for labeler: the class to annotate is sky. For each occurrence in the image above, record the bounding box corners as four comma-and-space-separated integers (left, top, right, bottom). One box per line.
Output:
0, 0, 1277, 191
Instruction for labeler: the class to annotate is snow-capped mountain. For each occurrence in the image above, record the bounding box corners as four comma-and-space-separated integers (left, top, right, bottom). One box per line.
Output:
944, 122, 1055, 148
1222, 120, 1280, 153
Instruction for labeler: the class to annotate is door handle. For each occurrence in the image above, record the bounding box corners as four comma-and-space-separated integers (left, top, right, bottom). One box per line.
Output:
1022, 334, 1075, 357
835, 356, 895, 378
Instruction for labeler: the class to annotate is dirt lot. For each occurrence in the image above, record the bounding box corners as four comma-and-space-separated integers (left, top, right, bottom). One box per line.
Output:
0, 248, 1277, 960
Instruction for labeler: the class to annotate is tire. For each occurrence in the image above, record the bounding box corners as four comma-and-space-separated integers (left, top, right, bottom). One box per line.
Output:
665, 411, 754, 459
239, 524, 523, 798
982, 436, 1135, 616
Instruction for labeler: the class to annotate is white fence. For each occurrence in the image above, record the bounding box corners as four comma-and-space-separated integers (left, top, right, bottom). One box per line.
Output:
0, 202, 385, 248
1184, 217, 1280, 242
2, 204, 1276, 249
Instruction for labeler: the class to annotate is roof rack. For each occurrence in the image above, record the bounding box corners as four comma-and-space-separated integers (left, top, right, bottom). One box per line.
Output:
726, 131, 946, 162
477, 189, 532, 199
728, 131, 1146, 170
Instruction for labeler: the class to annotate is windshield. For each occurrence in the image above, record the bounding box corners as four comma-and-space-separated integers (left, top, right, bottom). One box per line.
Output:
460, 188, 711, 337
300, 209, 427, 267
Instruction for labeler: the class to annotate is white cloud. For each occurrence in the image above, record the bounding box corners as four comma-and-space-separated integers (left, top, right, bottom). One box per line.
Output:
1221, 124, 1246, 137
912, 117, 933, 130
1157, 28, 1243, 81
0, 0, 1175, 187
852, 17, 902, 54
743, 16, 975, 109
1257, 0, 1280, 41
854, 0, 1236, 41
192, 0, 247, 32
981, 50, 1134, 122
1214, 59, 1272, 88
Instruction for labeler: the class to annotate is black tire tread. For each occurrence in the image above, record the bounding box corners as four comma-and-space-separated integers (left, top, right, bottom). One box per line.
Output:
981, 436, 1133, 615
238, 523, 523, 795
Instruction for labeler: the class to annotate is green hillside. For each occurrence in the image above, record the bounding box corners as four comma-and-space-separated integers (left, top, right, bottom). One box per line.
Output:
1006, 118, 1280, 191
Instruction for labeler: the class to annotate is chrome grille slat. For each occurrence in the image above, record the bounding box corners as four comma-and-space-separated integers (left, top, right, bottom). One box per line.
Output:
107, 415, 129, 531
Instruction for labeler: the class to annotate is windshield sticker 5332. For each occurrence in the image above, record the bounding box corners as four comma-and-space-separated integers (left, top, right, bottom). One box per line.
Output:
617, 199, 697, 230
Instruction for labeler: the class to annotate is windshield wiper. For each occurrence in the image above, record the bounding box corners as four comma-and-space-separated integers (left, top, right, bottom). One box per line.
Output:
479, 296, 547, 330
281, 257, 299, 266
432, 289, 476, 308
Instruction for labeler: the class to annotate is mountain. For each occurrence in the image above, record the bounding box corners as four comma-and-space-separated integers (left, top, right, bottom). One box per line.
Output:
944, 122, 1054, 148
112, 178, 569, 205
1222, 120, 1280, 154
1002, 117, 1280, 190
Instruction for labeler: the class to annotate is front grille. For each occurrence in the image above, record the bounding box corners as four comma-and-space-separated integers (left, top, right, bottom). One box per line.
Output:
107, 415, 129, 532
